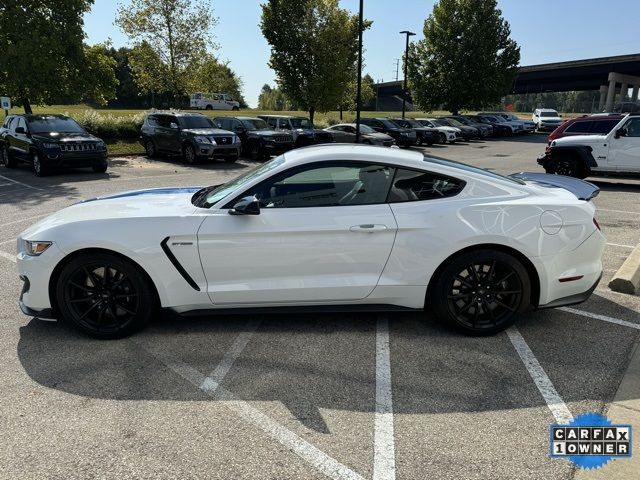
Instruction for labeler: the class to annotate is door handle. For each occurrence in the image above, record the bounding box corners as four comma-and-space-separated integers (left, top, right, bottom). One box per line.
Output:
349, 224, 387, 233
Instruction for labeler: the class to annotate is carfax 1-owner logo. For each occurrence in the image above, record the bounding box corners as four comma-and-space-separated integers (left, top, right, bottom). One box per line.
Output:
549, 412, 632, 470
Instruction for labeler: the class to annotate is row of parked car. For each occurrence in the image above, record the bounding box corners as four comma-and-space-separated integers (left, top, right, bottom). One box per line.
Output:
0, 109, 542, 176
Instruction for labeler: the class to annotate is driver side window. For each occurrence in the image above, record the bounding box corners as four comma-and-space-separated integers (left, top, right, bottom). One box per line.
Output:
622, 118, 640, 137
248, 163, 395, 208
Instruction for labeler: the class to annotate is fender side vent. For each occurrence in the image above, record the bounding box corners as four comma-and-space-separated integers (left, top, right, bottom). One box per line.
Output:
160, 237, 200, 291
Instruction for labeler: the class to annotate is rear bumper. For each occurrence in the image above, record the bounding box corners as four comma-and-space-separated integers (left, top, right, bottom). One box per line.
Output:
537, 272, 602, 309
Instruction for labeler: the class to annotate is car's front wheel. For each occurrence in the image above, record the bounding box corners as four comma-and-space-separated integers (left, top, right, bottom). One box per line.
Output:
430, 249, 531, 335
547, 156, 585, 178
1, 144, 16, 167
144, 138, 157, 158
32, 151, 49, 177
56, 252, 155, 339
92, 163, 108, 173
183, 144, 199, 164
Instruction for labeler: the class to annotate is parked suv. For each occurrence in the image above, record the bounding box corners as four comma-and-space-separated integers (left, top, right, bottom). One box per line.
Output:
447, 115, 493, 138
538, 113, 640, 178
389, 118, 439, 145
216, 116, 294, 160
258, 115, 333, 147
532, 109, 563, 132
548, 114, 623, 142
0, 114, 107, 176
140, 112, 240, 164
359, 118, 417, 147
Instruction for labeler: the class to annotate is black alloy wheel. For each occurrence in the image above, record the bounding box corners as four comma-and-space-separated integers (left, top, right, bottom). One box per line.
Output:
184, 144, 198, 164
438, 132, 447, 144
550, 157, 583, 178
56, 253, 154, 339
144, 138, 156, 158
250, 143, 263, 161
32, 151, 48, 177
431, 250, 530, 335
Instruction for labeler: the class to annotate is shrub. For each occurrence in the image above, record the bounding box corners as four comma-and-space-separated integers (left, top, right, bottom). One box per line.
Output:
67, 109, 145, 140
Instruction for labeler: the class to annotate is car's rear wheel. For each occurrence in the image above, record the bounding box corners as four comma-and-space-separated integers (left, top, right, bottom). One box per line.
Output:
56, 252, 154, 339
232, 106, 239, 111
2, 144, 16, 168
32, 151, 49, 177
430, 249, 530, 335
144, 138, 157, 158
183, 144, 198, 164
205, 104, 213, 110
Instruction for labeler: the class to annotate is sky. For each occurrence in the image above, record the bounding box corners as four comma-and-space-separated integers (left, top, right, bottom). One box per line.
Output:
84, 0, 640, 107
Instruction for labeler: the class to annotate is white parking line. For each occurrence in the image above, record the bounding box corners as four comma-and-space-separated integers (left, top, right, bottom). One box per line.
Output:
200, 319, 260, 394
558, 307, 640, 330
0, 174, 44, 191
135, 328, 366, 480
598, 208, 640, 215
374, 316, 396, 480
0, 213, 49, 228
506, 326, 573, 424
0, 250, 16, 263
607, 242, 637, 249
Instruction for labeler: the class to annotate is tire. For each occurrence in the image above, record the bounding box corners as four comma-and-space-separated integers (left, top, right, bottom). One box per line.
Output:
224, 155, 239, 163
250, 143, 263, 161
2, 144, 17, 168
183, 143, 198, 164
55, 252, 155, 339
205, 104, 213, 111
429, 249, 531, 335
548, 155, 585, 178
232, 106, 239, 111
438, 133, 447, 144
32, 151, 49, 177
144, 138, 157, 158
92, 163, 108, 173
416, 136, 423, 146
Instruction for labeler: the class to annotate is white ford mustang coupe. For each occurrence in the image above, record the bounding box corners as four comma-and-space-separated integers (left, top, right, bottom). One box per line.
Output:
17, 145, 605, 338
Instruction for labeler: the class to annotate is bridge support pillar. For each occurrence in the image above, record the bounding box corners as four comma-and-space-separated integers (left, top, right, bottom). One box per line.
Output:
620, 83, 628, 102
632, 85, 639, 102
605, 78, 617, 112
599, 85, 608, 111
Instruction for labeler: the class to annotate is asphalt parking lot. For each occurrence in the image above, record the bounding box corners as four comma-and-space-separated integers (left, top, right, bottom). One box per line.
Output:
1, 135, 639, 479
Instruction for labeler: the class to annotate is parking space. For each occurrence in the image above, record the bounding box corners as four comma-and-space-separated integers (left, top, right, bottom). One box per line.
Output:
1, 137, 639, 479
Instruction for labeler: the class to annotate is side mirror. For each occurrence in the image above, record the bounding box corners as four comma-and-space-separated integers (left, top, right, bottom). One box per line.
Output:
15, 126, 26, 134
229, 195, 260, 215
170, 122, 179, 129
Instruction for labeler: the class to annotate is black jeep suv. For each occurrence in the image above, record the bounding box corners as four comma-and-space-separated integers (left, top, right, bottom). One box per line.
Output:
0, 114, 107, 176
359, 118, 417, 147
140, 112, 240, 164
258, 115, 333, 147
215, 116, 294, 160
389, 118, 439, 145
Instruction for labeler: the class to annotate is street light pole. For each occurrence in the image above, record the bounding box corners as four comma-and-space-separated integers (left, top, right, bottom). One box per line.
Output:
355, 0, 364, 143
400, 30, 415, 118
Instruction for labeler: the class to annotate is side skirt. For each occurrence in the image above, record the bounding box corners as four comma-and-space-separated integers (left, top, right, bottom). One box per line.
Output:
172, 304, 422, 318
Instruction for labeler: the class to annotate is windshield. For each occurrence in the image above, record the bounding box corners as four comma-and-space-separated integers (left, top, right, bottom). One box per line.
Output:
179, 116, 215, 129
425, 157, 526, 185
540, 111, 559, 117
192, 156, 286, 208
241, 119, 270, 131
444, 118, 464, 127
403, 119, 422, 128
379, 119, 399, 129
28, 117, 85, 134
451, 117, 470, 125
290, 117, 313, 129
431, 119, 448, 127
358, 124, 375, 134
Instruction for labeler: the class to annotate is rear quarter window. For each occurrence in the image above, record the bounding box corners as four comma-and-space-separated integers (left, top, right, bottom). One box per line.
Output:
388, 168, 466, 203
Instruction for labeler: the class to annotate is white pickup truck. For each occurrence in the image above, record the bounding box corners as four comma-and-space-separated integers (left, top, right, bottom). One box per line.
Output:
538, 114, 640, 178
190, 93, 240, 111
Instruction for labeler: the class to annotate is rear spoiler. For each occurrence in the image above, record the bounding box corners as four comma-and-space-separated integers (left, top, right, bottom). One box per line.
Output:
509, 172, 600, 201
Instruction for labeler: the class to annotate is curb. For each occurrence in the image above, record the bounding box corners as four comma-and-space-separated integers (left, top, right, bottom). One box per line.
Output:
574, 335, 640, 479
609, 244, 640, 294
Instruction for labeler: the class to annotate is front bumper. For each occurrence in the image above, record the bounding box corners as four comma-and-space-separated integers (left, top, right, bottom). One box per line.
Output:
394, 135, 417, 146
42, 151, 108, 168
263, 142, 294, 155
197, 144, 241, 158
537, 123, 562, 132
16, 243, 65, 316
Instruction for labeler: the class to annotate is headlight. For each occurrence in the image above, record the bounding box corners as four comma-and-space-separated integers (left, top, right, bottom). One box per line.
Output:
42, 143, 59, 149
194, 136, 210, 144
24, 241, 52, 256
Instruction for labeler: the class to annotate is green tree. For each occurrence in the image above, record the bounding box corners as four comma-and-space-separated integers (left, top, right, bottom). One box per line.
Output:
0, 0, 95, 113
81, 43, 119, 106
261, 0, 370, 123
188, 55, 247, 108
407, 0, 520, 114
258, 84, 297, 111
116, 0, 218, 101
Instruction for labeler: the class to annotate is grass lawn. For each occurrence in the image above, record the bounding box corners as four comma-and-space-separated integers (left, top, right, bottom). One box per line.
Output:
3, 104, 583, 155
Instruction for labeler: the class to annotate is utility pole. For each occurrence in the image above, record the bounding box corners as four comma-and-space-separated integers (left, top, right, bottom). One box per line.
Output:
393, 59, 400, 82
355, 0, 364, 143
400, 30, 416, 118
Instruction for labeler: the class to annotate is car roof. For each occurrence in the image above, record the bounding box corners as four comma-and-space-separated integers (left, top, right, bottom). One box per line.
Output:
13, 114, 69, 120
258, 115, 306, 119
149, 111, 206, 117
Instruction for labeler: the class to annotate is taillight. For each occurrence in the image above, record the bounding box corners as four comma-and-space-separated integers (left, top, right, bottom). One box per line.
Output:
593, 218, 601, 231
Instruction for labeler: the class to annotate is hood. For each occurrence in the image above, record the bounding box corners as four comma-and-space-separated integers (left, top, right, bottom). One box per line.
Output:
539, 117, 563, 122
436, 126, 460, 133
183, 128, 233, 135
20, 187, 201, 239
553, 134, 606, 146
251, 130, 289, 138
365, 132, 394, 140
32, 132, 100, 143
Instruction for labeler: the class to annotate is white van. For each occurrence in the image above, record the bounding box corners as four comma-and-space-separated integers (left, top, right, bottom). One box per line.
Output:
190, 93, 240, 111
